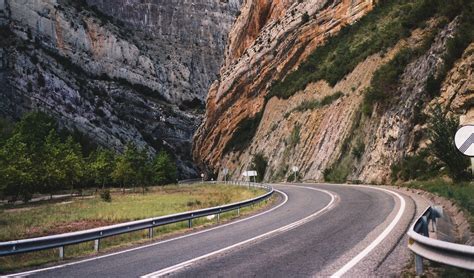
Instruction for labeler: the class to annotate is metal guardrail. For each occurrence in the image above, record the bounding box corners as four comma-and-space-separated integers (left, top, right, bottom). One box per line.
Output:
407, 206, 474, 275
0, 182, 273, 259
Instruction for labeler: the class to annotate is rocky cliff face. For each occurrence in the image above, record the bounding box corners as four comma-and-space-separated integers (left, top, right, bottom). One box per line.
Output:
194, 0, 376, 176
0, 0, 241, 177
435, 43, 474, 125
194, 0, 472, 183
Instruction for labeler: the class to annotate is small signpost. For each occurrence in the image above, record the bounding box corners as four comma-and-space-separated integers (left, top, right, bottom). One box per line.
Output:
242, 170, 258, 186
291, 166, 299, 182
200, 173, 204, 184
454, 125, 474, 175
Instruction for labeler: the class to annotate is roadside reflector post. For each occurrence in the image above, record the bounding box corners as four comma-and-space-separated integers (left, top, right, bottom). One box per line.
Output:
237, 207, 240, 216
94, 239, 100, 252
59, 246, 64, 260
217, 213, 220, 223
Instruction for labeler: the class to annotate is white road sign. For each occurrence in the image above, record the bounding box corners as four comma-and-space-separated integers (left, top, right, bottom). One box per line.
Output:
242, 170, 257, 177
292, 166, 299, 172
455, 125, 474, 157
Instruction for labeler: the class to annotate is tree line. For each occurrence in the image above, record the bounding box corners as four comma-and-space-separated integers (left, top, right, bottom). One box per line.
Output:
0, 112, 177, 202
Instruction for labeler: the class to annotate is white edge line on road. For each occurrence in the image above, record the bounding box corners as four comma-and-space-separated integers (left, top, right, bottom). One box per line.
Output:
141, 187, 337, 278
7, 188, 290, 278
330, 185, 406, 278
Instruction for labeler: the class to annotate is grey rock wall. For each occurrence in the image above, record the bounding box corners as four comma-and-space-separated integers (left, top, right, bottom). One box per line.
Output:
0, 0, 242, 177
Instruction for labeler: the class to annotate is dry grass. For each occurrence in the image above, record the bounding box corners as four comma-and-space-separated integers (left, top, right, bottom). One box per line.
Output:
0, 184, 271, 273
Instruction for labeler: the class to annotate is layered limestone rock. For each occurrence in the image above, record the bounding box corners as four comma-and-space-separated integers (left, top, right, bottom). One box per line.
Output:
356, 19, 461, 183
194, 0, 376, 174
0, 0, 241, 177
194, 0, 470, 183
436, 43, 474, 125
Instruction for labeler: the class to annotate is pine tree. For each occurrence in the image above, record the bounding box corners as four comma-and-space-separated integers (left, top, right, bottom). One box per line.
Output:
428, 106, 470, 181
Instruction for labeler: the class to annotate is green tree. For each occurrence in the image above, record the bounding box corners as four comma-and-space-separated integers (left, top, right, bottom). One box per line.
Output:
112, 143, 150, 192
111, 147, 135, 192
152, 150, 177, 185
136, 148, 153, 193
42, 130, 65, 196
61, 136, 85, 192
251, 153, 267, 182
90, 147, 115, 189
0, 118, 14, 146
428, 106, 470, 181
0, 135, 35, 202
0, 112, 57, 200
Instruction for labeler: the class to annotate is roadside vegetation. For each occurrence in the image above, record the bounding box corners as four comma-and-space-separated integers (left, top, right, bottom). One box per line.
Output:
251, 153, 268, 183
0, 184, 271, 272
0, 112, 177, 203
391, 106, 471, 183
404, 179, 473, 219
0, 184, 265, 241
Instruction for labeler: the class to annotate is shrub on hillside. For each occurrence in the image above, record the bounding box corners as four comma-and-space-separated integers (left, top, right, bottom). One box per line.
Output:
100, 189, 112, 202
428, 106, 470, 181
251, 153, 268, 182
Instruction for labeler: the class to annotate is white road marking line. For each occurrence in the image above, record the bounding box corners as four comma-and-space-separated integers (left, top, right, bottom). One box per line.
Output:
141, 187, 337, 278
7, 188, 289, 278
330, 186, 406, 278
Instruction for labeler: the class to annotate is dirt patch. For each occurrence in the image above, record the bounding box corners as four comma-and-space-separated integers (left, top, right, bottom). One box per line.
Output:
24, 219, 120, 239
5, 207, 34, 213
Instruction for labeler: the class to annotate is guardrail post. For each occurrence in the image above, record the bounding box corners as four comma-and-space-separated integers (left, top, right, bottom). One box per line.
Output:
148, 227, 154, 239
94, 239, 100, 252
217, 213, 220, 223
421, 216, 429, 237
415, 254, 424, 275
237, 207, 240, 216
59, 246, 64, 259
188, 219, 192, 228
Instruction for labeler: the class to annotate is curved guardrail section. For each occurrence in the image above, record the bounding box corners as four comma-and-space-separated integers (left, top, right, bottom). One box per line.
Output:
0, 182, 273, 258
407, 206, 474, 275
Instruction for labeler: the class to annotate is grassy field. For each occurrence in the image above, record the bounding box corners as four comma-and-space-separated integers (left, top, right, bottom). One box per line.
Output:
0, 184, 272, 272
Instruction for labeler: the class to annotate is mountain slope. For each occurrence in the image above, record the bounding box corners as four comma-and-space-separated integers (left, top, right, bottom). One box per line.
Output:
193, 0, 473, 183
0, 0, 241, 177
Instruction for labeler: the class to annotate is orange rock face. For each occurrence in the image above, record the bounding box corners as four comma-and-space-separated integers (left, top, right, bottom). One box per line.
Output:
193, 0, 375, 172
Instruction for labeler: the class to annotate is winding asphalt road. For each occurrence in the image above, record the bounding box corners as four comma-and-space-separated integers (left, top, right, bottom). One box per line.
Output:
9, 183, 411, 277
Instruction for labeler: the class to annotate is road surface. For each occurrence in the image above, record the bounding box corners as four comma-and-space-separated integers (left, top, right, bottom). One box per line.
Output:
9, 183, 413, 277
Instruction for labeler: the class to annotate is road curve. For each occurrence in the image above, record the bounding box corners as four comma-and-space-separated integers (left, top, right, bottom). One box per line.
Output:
10, 184, 408, 277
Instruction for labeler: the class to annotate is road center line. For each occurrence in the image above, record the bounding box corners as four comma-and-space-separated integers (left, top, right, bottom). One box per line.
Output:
330, 186, 406, 277
141, 187, 337, 278
8, 187, 289, 278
